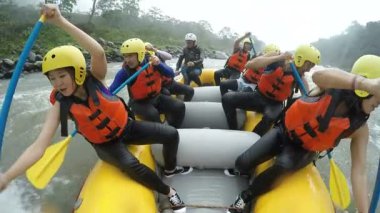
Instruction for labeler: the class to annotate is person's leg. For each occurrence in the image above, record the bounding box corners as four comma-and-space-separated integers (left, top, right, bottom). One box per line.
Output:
124, 119, 193, 175
229, 69, 241, 80
253, 102, 283, 136
180, 66, 190, 85
214, 69, 223, 86
169, 81, 194, 101
156, 94, 186, 128
214, 68, 230, 86
129, 99, 161, 123
161, 86, 171, 96
189, 68, 202, 86
222, 91, 263, 130
228, 130, 317, 212
227, 127, 284, 213
92, 141, 171, 194
220, 79, 238, 96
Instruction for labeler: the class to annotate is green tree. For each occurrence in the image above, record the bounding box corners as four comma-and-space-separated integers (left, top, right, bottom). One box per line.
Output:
120, 0, 139, 17
88, 0, 98, 24
96, 0, 121, 16
59, 0, 77, 14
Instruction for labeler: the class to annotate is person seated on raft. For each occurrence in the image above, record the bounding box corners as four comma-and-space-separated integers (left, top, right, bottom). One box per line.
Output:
222, 44, 320, 136
227, 54, 380, 213
0, 4, 192, 213
145, 42, 195, 102
219, 44, 281, 96
109, 38, 185, 128
175, 33, 204, 86
214, 32, 254, 86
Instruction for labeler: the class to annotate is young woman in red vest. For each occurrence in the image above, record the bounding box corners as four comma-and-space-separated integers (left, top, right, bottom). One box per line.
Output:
227, 54, 380, 213
222, 44, 320, 136
110, 38, 186, 128
0, 5, 190, 212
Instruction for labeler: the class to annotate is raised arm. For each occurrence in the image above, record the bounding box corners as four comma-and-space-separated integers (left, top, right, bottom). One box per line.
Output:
41, 4, 107, 81
312, 68, 380, 98
233, 32, 251, 51
156, 50, 172, 61
246, 52, 292, 71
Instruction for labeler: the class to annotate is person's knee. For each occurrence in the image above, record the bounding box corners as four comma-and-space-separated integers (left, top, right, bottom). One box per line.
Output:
274, 156, 298, 171
176, 100, 186, 114
139, 108, 160, 122
235, 154, 252, 172
222, 92, 235, 106
215, 70, 222, 78
162, 124, 180, 143
161, 88, 170, 96
187, 87, 194, 96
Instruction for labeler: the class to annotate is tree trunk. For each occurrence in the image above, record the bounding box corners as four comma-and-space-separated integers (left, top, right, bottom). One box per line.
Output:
88, 0, 97, 24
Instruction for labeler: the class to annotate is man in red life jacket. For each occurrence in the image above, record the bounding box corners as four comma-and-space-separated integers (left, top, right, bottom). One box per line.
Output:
219, 44, 281, 96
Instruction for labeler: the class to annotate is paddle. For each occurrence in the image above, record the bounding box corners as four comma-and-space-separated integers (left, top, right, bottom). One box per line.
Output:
0, 15, 46, 156
290, 62, 351, 209
369, 158, 380, 213
26, 62, 151, 189
248, 37, 257, 58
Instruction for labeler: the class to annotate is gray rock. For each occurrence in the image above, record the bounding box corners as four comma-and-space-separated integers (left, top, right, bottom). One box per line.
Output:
35, 54, 43, 61
98, 37, 106, 46
28, 51, 36, 63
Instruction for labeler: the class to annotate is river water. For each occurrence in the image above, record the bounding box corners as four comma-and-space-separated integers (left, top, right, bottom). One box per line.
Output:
0, 59, 379, 213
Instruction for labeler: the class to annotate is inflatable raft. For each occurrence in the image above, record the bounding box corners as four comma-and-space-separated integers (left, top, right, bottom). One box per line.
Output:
73, 99, 334, 212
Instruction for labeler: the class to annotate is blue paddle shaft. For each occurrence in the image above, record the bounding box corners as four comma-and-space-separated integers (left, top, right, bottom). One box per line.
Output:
0, 18, 45, 155
290, 62, 307, 95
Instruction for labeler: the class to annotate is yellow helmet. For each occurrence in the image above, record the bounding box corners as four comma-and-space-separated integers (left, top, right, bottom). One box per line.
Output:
144, 42, 155, 57
263, 44, 280, 55
120, 38, 146, 63
42, 45, 86, 86
242, 38, 252, 44
294, 44, 321, 67
351, 54, 380, 97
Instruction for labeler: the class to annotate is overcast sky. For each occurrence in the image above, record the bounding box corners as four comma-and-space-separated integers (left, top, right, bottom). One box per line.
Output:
75, 0, 380, 50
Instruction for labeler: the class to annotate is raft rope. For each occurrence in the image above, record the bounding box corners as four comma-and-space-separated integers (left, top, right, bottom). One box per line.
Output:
159, 204, 240, 212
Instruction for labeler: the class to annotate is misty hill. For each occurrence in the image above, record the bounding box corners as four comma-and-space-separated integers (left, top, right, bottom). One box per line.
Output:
0, 0, 265, 60
313, 21, 380, 70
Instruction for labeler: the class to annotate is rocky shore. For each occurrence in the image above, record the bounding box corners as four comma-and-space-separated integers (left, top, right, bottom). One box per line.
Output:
0, 37, 228, 80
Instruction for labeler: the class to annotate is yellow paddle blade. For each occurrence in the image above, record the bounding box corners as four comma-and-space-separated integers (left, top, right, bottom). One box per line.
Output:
26, 136, 72, 189
329, 159, 351, 209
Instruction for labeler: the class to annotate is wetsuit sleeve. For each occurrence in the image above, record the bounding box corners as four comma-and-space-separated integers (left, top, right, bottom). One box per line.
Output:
109, 68, 130, 93
156, 50, 172, 61
233, 47, 241, 54
176, 49, 185, 70
155, 62, 175, 78
193, 47, 204, 67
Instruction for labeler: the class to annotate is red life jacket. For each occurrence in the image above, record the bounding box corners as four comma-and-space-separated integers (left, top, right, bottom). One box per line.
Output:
226, 51, 249, 73
258, 67, 294, 102
243, 67, 265, 84
128, 65, 162, 100
284, 90, 368, 151
51, 76, 128, 144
